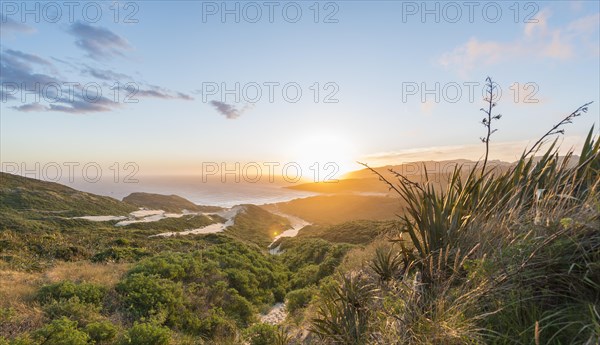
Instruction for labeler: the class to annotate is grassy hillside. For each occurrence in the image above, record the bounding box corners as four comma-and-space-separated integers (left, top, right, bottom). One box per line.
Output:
295, 220, 400, 245
289, 160, 514, 195
0, 176, 352, 344
0, 172, 136, 217
225, 205, 291, 248
286, 179, 390, 194
268, 194, 401, 224
123, 192, 223, 213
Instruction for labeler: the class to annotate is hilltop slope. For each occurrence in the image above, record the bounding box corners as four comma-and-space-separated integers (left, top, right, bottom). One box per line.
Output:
265, 194, 401, 224
0, 172, 136, 217
123, 192, 223, 213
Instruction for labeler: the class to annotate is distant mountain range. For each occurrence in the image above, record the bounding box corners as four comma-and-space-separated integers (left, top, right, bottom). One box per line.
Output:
288, 159, 517, 194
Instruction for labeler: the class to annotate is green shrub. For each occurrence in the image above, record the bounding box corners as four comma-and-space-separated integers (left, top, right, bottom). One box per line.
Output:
37, 281, 107, 306
128, 252, 202, 281
196, 308, 237, 340
286, 287, 315, 313
245, 323, 278, 345
222, 289, 255, 327
33, 317, 90, 345
43, 297, 101, 326
84, 321, 118, 344
290, 264, 320, 289
120, 322, 170, 345
92, 247, 150, 263
6, 336, 36, 345
116, 273, 184, 320
113, 238, 132, 246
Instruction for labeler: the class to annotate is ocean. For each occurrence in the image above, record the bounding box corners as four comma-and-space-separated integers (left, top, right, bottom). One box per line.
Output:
60, 175, 317, 208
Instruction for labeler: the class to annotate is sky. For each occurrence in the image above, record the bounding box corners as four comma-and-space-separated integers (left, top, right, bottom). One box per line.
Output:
1, 0, 599, 181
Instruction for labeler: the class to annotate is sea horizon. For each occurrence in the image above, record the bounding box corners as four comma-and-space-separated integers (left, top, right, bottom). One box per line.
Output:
55, 175, 319, 208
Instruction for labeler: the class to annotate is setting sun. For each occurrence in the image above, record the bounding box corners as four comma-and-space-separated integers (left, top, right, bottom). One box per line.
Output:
289, 132, 357, 181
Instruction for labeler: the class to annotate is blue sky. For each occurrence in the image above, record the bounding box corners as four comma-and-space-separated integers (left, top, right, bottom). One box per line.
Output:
1, 1, 599, 178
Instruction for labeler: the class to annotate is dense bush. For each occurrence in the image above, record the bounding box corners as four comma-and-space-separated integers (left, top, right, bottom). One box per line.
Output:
244, 323, 278, 345
286, 287, 316, 313
120, 322, 170, 345
91, 247, 150, 263
37, 281, 107, 306
32, 317, 90, 345
84, 321, 118, 344
279, 238, 353, 290
116, 273, 184, 320
42, 297, 101, 326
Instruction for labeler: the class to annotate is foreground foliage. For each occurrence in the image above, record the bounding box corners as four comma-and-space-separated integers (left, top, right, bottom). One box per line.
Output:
308, 126, 599, 344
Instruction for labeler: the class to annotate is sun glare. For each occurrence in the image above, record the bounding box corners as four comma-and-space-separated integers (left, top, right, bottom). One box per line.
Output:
289, 132, 357, 181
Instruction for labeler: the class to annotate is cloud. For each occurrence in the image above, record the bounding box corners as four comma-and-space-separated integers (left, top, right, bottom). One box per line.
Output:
209, 101, 253, 119
362, 136, 588, 165
0, 49, 62, 92
82, 65, 132, 81
137, 88, 194, 101
10, 103, 49, 112
0, 13, 35, 36
0, 48, 117, 114
4, 49, 51, 66
438, 10, 598, 76
80, 67, 193, 100
46, 96, 117, 113
68, 22, 131, 60
1, 47, 195, 114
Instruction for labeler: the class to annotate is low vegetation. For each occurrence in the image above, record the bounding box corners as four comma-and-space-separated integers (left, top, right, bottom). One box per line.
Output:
1, 92, 597, 344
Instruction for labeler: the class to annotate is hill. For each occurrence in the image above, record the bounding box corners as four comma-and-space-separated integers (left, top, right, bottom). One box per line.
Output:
288, 160, 513, 194
294, 219, 399, 245
225, 204, 291, 248
0, 172, 136, 217
123, 192, 223, 213
265, 194, 401, 224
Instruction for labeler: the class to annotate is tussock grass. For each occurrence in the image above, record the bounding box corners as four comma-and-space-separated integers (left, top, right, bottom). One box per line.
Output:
309, 99, 599, 344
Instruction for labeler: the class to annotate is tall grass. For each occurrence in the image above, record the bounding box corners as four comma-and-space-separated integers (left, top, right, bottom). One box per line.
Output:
310, 100, 599, 343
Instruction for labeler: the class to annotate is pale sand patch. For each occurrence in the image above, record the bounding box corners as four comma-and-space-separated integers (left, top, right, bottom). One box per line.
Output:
130, 209, 165, 218
150, 206, 245, 238
268, 211, 311, 249
260, 303, 287, 325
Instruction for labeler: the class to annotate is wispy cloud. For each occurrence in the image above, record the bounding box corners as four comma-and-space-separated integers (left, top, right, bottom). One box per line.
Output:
68, 22, 131, 60
0, 12, 35, 36
0, 48, 119, 114
438, 10, 599, 76
4, 49, 52, 67
209, 101, 253, 119
1, 47, 194, 114
10, 103, 50, 112
362, 136, 588, 165
82, 65, 132, 81
137, 88, 194, 101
